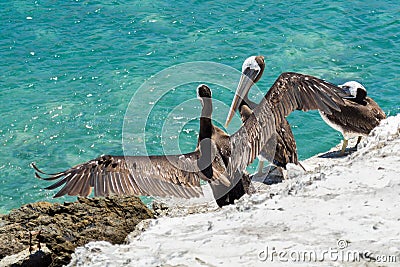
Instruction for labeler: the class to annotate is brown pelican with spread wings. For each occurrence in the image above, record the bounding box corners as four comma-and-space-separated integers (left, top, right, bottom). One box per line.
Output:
225, 56, 350, 177
33, 67, 345, 206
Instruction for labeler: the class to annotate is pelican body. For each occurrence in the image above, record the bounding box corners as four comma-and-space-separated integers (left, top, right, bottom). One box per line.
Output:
319, 81, 386, 155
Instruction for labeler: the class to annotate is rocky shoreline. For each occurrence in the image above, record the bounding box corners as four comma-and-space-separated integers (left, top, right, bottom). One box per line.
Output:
0, 196, 153, 266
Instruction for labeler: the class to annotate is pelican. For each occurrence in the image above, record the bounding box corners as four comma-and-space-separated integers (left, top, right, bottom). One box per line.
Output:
33, 85, 250, 207
225, 56, 348, 176
33, 76, 344, 206
319, 81, 386, 155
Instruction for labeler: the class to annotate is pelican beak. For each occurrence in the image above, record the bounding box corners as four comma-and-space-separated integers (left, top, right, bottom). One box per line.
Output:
225, 68, 258, 127
339, 84, 350, 94
339, 85, 354, 99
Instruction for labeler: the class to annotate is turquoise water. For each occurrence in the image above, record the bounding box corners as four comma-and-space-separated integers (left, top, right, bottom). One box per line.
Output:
1, 0, 399, 213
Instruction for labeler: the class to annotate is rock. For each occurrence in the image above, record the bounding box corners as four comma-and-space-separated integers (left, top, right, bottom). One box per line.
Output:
125, 219, 153, 241
0, 245, 52, 267
0, 195, 153, 267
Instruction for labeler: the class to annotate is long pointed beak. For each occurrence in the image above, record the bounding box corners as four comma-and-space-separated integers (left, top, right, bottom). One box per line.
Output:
225, 69, 258, 127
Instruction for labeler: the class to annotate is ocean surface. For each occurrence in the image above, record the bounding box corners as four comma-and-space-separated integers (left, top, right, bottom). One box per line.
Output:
1, 0, 399, 213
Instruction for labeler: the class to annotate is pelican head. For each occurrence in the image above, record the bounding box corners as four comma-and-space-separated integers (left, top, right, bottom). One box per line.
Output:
197, 84, 213, 118
225, 56, 265, 127
339, 81, 367, 100
197, 84, 212, 99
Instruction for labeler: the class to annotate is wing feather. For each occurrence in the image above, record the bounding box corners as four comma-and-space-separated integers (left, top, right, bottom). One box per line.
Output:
96, 171, 105, 196
32, 152, 205, 199
44, 173, 71, 190
79, 171, 92, 196
76, 169, 89, 196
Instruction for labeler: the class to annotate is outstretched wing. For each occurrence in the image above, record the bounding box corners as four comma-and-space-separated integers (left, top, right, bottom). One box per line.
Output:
265, 72, 346, 123
33, 152, 209, 199
228, 72, 345, 175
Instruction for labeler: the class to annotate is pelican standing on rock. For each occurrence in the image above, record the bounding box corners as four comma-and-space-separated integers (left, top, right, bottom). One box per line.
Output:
33, 72, 345, 206
225, 56, 349, 177
319, 81, 386, 156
